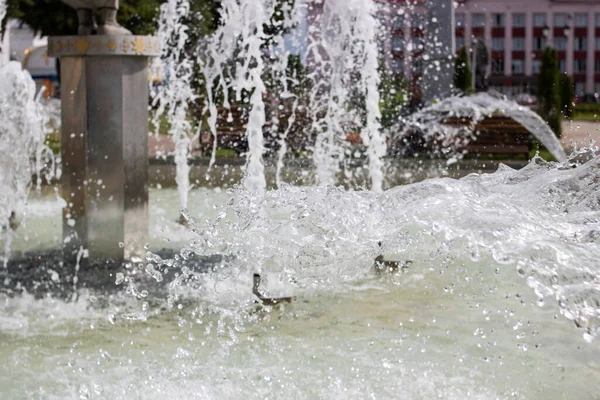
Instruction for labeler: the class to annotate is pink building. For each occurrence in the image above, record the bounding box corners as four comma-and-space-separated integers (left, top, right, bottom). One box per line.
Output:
454, 0, 600, 96
306, 0, 600, 97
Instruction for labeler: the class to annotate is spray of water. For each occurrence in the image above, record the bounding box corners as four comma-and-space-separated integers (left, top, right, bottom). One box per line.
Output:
0, 0, 6, 40
396, 91, 568, 162
151, 0, 194, 211
305, 0, 385, 190
0, 62, 56, 263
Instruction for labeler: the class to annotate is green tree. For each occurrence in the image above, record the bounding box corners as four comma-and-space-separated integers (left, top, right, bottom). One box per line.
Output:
559, 74, 574, 119
379, 68, 408, 129
453, 46, 472, 94
5, 0, 164, 36
537, 47, 562, 137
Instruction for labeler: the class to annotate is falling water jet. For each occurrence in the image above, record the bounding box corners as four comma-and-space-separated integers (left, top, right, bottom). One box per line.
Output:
152, 0, 194, 216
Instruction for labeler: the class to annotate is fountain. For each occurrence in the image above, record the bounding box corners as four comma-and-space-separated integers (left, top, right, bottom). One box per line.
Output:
46, 5, 160, 261
1, 0, 600, 398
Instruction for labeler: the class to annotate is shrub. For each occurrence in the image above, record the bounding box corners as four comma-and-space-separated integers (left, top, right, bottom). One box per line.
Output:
537, 48, 561, 137
453, 46, 472, 94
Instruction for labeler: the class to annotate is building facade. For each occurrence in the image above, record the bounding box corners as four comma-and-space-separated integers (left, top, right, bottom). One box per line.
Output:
454, 0, 600, 96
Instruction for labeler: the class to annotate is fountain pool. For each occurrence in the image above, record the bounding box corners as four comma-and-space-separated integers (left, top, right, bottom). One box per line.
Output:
2, 0, 600, 398
1, 156, 600, 399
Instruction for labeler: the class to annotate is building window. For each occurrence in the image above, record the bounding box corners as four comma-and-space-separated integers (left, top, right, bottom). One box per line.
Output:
554, 13, 568, 28
575, 82, 584, 94
492, 37, 505, 51
492, 13, 505, 27
595, 83, 600, 94
595, 59, 600, 73
455, 13, 465, 27
555, 36, 567, 51
391, 58, 404, 74
492, 58, 504, 74
574, 36, 587, 51
596, 13, 600, 27
512, 37, 525, 51
393, 14, 405, 30
512, 59, 524, 74
456, 37, 465, 50
574, 59, 587, 73
574, 13, 588, 27
532, 36, 546, 51
392, 36, 404, 51
532, 60, 541, 74
559, 59, 566, 73
411, 13, 424, 28
412, 58, 424, 74
513, 13, 526, 27
596, 37, 600, 51
472, 13, 485, 28
411, 36, 424, 51
533, 13, 546, 28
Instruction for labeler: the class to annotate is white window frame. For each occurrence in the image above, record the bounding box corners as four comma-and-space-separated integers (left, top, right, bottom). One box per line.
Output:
492, 37, 505, 51
492, 13, 505, 27
472, 13, 485, 28
574, 36, 587, 51
574, 13, 588, 27
574, 59, 587, 74
533, 13, 546, 28
392, 36, 405, 51
512, 37, 525, 51
512, 59, 524, 74
554, 13, 568, 28
555, 36, 567, 51
532, 36, 546, 51
513, 13, 526, 27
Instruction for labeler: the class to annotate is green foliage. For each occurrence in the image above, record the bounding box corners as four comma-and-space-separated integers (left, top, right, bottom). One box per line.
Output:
5, 0, 164, 36
537, 47, 562, 137
573, 102, 600, 113
559, 74, 574, 118
453, 46, 472, 94
262, 0, 294, 47
5, 0, 77, 36
378, 69, 408, 129
44, 130, 60, 155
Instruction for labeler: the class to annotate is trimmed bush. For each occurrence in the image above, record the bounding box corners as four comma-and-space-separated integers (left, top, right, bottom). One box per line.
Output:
537, 48, 562, 137
559, 75, 574, 118
453, 46, 472, 94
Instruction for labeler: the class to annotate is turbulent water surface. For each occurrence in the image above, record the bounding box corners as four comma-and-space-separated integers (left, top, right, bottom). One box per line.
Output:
1, 157, 600, 399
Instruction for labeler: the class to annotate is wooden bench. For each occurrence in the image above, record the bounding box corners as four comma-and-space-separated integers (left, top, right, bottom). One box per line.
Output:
443, 115, 532, 157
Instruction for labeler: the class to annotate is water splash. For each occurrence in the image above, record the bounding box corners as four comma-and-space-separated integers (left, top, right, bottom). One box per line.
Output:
306, 0, 385, 190
396, 91, 568, 163
0, 0, 6, 40
151, 0, 194, 210
0, 62, 56, 264
148, 156, 600, 342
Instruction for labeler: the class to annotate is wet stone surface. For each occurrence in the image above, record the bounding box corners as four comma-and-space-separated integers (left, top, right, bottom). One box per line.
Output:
1, 249, 227, 300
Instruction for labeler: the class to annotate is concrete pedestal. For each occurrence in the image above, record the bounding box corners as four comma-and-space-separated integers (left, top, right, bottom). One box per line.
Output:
48, 35, 159, 261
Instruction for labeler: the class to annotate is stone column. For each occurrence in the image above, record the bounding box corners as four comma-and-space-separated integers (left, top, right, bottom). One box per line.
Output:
423, 0, 455, 101
586, 19, 595, 92
48, 35, 159, 261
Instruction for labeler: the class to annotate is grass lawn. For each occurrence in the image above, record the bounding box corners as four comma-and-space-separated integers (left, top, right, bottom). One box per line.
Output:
571, 112, 599, 122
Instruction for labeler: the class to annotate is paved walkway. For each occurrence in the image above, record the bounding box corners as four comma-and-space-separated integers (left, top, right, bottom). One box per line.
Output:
561, 120, 600, 150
